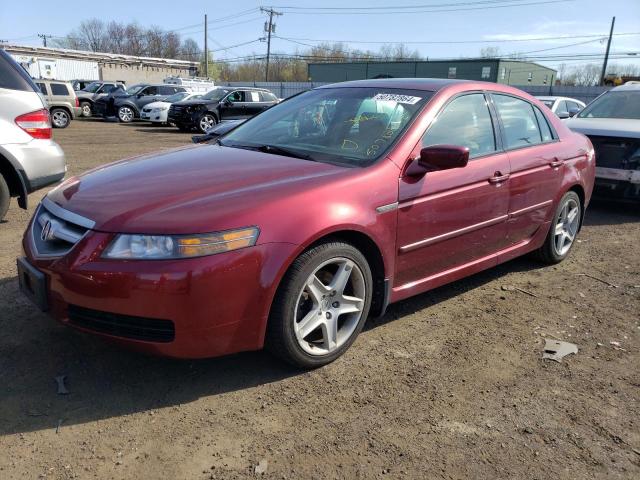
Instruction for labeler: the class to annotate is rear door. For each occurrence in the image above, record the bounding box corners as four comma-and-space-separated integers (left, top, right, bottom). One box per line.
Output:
396, 92, 511, 288
491, 93, 562, 246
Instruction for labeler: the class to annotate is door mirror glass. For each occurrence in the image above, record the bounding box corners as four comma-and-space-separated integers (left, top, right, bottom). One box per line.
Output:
419, 145, 469, 171
557, 110, 570, 119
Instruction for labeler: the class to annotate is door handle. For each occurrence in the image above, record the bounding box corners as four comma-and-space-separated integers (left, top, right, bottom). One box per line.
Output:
549, 158, 564, 168
488, 172, 510, 184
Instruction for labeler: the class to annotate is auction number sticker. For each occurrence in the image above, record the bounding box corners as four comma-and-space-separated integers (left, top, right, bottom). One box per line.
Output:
372, 93, 422, 104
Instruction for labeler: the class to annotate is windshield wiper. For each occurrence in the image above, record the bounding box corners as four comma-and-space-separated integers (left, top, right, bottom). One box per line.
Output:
222, 142, 315, 161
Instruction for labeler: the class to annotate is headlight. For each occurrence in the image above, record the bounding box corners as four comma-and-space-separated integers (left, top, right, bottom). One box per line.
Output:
102, 227, 259, 260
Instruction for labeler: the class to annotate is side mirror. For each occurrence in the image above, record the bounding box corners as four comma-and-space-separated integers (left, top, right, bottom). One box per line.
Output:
568, 107, 581, 117
557, 110, 570, 119
407, 145, 469, 176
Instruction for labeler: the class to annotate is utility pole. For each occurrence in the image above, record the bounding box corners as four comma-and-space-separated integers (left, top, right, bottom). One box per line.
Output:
261, 7, 282, 82
38, 34, 52, 47
599, 16, 615, 86
204, 14, 208, 78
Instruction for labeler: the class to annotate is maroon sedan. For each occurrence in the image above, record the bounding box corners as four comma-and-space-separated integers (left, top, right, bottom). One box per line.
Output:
19, 79, 595, 368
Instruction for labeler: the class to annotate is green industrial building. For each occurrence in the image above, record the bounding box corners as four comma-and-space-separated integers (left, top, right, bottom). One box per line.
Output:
308, 59, 557, 86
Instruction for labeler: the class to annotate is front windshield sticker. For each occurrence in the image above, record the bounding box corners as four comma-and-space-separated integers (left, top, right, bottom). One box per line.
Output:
372, 93, 422, 104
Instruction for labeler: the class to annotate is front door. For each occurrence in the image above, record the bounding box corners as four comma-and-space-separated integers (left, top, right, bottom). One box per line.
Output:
221, 91, 248, 119
396, 92, 511, 289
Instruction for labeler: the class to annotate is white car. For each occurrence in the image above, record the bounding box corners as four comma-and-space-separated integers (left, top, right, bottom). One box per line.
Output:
141, 92, 201, 124
536, 96, 586, 119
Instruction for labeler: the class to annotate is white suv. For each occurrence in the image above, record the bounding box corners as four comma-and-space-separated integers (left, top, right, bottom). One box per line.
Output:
0, 50, 66, 220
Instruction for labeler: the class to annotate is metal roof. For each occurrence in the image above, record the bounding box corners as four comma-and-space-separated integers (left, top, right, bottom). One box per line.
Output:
2, 44, 198, 69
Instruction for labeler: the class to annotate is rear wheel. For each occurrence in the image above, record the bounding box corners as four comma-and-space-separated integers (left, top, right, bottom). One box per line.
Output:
534, 191, 581, 264
80, 101, 92, 117
266, 241, 373, 369
0, 175, 9, 221
198, 113, 217, 133
118, 106, 134, 123
51, 108, 70, 128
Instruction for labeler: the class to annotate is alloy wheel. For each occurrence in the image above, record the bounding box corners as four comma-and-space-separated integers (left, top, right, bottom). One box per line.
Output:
199, 115, 216, 132
118, 106, 133, 122
553, 197, 580, 256
51, 110, 69, 128
293, 257, 366, 356
81, 103, 92, 117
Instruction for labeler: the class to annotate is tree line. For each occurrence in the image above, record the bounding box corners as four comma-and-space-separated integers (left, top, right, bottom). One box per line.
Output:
52, 19, 638, 84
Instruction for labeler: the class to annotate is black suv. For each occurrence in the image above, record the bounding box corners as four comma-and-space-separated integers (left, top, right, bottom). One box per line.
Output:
93, 83, 187, 122
168, 87, 278, 133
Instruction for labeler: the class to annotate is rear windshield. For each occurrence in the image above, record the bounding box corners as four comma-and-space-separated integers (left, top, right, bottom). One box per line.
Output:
0, 50, 40, 92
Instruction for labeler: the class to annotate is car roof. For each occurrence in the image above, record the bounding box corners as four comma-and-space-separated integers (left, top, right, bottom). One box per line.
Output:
612, 82, 640, 91
535, 96, 584, 102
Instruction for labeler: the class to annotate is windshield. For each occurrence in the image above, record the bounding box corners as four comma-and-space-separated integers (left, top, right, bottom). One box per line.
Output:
578, 91, 640, 120
165, 92, 190, 103
221, 87, 431, 166
82, 82, 102, 93
202, 88, 230, 101
125, 84, 145, 95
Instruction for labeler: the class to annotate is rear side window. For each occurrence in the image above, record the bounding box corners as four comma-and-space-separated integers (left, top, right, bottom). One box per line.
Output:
493, 94, 542, 149
0, 50, 40, 92
37, 83, 48, 95
50, 83, 70, 96
422, 93, 497, 159
533, 107, 554, 142
260, 91, 278, 102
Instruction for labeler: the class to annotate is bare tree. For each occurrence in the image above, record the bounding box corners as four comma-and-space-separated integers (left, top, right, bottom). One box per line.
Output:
181, 38, 200, 62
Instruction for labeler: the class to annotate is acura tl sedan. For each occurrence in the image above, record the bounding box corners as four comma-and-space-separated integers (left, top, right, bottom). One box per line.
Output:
18, 79, 595, 368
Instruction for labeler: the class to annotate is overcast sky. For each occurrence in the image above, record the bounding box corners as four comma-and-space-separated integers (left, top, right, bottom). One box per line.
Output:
2, 0, 639, 70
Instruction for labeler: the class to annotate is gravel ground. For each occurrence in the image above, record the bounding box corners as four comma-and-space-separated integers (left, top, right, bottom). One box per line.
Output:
0, 119, 638, 480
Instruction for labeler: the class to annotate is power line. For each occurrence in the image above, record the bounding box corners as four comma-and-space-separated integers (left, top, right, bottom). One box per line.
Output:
273, 32, 640, 46
268, 0, 574, 15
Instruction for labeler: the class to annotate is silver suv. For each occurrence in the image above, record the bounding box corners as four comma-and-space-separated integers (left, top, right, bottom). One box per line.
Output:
0, 50, 66, 221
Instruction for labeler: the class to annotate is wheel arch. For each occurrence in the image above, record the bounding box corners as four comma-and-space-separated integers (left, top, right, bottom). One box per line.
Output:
0, 151, 29, 207
50, 105, 71, 116
267, 228, 389, 329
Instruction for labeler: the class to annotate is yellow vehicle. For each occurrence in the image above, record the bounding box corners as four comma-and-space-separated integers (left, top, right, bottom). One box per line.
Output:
604, 74, 640, 86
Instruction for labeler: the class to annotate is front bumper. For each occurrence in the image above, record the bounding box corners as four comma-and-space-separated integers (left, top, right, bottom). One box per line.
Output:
168, 109, 199, 126
141, 110, 168, 123
594, 167, 640, 199
21, 226, 297, 358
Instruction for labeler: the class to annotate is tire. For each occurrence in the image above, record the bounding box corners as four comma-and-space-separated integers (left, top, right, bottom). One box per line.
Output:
0, 175, 10, 221
80, 101, 92, 117
534, 191, 581, 264
198, 113, 217, 133
117, 105, 135, 123
266, 241, 373, 369
50, 108, 70, 128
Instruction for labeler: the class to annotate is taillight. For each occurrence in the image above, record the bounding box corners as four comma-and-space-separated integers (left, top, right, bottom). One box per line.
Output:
15, 109, 52, 140
75, 97, 79, 107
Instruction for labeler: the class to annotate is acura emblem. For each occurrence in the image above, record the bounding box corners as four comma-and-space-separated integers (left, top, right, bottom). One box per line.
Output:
41, 220, 56, 241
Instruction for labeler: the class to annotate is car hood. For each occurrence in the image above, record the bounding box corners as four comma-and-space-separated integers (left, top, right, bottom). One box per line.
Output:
565, 117, 640, 138
173, 99, 212, 107
46, 145, 349, 235
144, 101, 170, 109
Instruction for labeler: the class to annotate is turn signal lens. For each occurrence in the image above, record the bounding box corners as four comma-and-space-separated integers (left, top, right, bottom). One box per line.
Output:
15, 109, 52, 139
102, 227, 259, 260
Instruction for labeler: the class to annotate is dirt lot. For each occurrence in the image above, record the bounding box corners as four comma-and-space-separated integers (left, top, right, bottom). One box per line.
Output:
0, 119, 638, 480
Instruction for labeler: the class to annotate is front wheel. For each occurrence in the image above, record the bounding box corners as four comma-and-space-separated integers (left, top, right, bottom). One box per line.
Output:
80, 101, 92, 117
198, 113, 217, 133
51, 108, 70, 128
534, 191, 581, 264
118, 105, 134, 123
266, 241, 373, 369
0, 174, 10, 221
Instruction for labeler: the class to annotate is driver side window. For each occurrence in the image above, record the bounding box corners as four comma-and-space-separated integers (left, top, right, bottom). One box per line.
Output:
228, 91, 244, 102
421, 93, 497, 159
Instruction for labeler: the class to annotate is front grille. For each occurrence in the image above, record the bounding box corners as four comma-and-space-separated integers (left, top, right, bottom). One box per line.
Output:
588, 135, 640, 170
68, 305, 175, 343
31, 198, 93, 258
